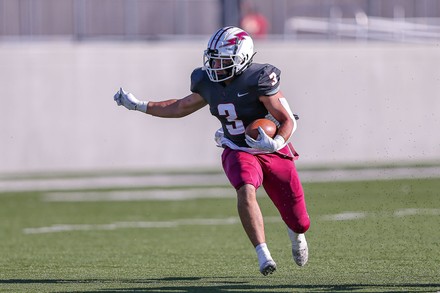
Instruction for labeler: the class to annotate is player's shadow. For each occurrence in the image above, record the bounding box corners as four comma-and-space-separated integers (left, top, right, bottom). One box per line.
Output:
1, 277, 439, 292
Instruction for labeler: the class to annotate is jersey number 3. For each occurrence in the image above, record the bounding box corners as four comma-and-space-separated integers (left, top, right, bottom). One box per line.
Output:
218, 103, 245, 135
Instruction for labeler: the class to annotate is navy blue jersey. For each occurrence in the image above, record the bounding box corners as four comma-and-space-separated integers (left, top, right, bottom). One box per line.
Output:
191, 63, 281, 147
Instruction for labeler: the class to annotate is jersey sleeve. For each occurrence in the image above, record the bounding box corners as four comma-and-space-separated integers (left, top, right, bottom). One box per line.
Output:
256, 64, 281, 96
190, 67, 205, 94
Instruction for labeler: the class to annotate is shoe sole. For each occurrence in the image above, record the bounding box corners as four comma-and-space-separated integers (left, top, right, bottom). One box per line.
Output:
261, 264, 277, 276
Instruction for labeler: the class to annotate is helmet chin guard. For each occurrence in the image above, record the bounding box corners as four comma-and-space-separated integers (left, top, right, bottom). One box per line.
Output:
203, 26, 255, 82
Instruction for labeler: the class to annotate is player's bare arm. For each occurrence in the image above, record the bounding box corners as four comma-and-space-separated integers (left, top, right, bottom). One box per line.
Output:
259, 91, 294, 141
114, 88, 207, 118
146, 93, 207, 118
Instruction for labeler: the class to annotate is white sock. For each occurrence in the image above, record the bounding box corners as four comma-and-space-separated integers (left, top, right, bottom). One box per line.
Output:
287, 228, 307, 249
255, 243, 273, 266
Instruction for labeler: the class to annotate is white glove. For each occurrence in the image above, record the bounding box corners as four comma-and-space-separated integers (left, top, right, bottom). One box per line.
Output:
113, 87, 148, 113
245, 127, 285, 152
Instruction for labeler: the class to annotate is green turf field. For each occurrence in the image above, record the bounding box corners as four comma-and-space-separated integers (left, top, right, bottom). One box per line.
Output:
0, 176, 439, 292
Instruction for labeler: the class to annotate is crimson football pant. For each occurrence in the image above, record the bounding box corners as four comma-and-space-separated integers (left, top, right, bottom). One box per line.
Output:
221, 145, 310, 234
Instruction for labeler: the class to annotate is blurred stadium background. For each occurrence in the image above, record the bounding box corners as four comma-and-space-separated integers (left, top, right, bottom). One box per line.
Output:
1, 0, 440, 40
0, 0, 439, 175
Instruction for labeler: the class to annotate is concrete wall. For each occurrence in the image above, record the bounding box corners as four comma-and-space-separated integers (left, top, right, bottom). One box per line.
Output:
1, 40, 439, 173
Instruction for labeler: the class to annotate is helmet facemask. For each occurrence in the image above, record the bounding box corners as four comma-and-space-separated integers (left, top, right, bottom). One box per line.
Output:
203, 50, 246, 82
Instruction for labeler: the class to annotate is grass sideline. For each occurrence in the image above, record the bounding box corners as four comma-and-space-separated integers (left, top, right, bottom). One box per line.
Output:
0, 178, 439, 292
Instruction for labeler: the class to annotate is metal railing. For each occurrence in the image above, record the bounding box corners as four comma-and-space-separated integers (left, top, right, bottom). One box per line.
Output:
1, 0, 440, 43
285, 14, 440, 43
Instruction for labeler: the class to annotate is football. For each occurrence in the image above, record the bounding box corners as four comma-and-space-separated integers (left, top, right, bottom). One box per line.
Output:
245, 118, 277, 140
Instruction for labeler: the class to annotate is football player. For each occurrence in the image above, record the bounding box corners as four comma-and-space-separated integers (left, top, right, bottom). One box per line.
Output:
114, 26, 310, 276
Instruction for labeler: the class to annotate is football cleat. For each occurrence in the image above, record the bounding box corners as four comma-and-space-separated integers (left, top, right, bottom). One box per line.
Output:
288, 229, 309, 266
259, 259, 277, 276
292, 243, 308, 267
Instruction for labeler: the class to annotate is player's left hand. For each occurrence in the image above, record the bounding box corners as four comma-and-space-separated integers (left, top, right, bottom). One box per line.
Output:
245, 127, 285, 152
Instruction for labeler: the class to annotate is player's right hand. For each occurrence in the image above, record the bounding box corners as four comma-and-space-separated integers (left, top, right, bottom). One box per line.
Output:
113, 88, 148, 112
245, 127, 285, 152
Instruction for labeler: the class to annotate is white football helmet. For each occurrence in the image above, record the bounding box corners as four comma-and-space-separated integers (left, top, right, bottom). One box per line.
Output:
203, 26, 255, 82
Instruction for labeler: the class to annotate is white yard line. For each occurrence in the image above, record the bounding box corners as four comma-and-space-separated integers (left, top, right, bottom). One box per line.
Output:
0, 173, 230, 193
23, 209, 440, 234
321, 212, 367, 221
1, 166, 439, 193
43, 188, 235, 202
22, 217, 281, 234
299, 166, 440, 182
394, 208, 440, 217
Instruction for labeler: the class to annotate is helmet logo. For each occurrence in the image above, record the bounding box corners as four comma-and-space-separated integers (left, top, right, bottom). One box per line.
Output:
221, 31, 249, 48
